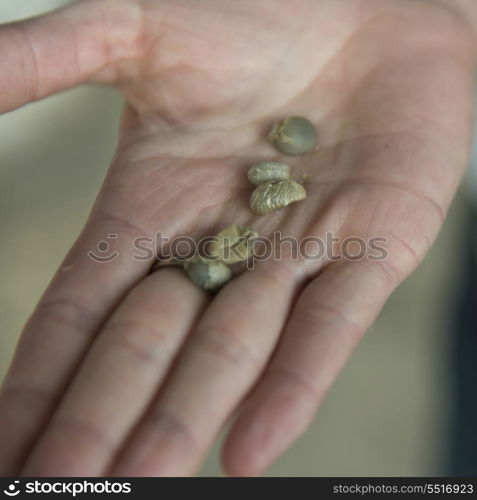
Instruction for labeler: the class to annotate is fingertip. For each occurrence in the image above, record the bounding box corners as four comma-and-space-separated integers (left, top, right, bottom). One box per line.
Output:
222, 370, 320, 478
221, 402, 276, 478
221, 436, 267, 478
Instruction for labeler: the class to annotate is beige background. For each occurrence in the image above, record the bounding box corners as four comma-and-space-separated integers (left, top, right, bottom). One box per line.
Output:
0, 0, 471, 476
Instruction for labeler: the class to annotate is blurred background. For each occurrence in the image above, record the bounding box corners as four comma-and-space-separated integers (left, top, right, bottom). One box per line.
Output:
0, 0, 475, 476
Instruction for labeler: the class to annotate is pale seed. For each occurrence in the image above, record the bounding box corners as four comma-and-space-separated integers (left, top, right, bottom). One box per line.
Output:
208, 225, 258, 265
268, 116, 317, 155
250, 179, 307, 215
247, 162, 290, 186
184, 258, 232, 291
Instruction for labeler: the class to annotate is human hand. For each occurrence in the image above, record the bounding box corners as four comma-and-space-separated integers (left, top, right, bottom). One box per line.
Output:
0, 0, 475, 476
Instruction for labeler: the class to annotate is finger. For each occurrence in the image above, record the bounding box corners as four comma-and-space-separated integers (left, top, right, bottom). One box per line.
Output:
21, 268, 207, 477
0, 0, 141, 113
109, 261, 304, 477
222, 258, 405, 476
0, 210, 151, 476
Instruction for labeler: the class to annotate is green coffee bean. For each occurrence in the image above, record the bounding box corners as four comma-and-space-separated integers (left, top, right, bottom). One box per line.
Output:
184, 258, 232, 291
208, 225, 257, 265
247, 162, 290, 186
250, 179, 307, 215
268, 116, 317, 155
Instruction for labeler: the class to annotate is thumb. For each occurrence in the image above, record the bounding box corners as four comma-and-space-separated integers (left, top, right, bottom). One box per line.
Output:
0, 0, 142, 113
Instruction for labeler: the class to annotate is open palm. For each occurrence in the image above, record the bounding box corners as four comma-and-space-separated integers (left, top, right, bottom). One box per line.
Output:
0, 0, 475, 476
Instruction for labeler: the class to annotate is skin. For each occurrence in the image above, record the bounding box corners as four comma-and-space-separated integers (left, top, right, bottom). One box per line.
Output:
0, 0, 476, 477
